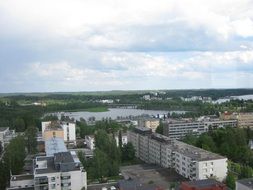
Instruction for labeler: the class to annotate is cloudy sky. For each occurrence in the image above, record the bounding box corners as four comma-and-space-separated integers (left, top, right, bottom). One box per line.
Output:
1, 0, 253, 92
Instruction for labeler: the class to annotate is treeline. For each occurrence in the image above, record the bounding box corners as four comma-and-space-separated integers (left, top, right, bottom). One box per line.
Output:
77, 119, 127, 138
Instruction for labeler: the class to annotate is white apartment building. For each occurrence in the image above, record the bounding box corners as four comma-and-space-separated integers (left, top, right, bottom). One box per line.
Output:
85, 133, 128, 150
128, 127, 227, 181
42, 121, 76, 144
115, 133, 128, 147
8, 137, 87, 190
34, 152, 87, 190
85, 135, 95, 150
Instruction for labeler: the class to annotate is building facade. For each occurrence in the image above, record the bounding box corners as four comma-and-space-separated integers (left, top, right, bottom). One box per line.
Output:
42, 121, 76, 145
138, 118, 160, 132
128, 127, 228, 181
163, 119, 237, 140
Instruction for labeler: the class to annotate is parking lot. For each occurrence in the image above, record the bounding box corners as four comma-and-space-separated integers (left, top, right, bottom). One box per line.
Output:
120, 164, 187, 189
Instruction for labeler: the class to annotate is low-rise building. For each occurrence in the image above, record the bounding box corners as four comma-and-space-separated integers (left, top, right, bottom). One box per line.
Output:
85, 133, 128, 150
128, 127, 228, 181
85, 135, 95, 150
138, 118, 160, 132
0, 127, 16, 149
236, 178, 253, 190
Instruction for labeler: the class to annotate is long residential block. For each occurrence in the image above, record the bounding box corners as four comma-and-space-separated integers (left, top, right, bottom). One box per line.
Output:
128, 127, 227, 181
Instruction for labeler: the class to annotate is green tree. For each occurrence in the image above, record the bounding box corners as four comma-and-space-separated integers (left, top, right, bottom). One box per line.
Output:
0, 161, 8, 190
3, 136, 26, 175
155, 120, 164, 135
92, 149, 109, 180
226, 173, 236, 190
13, 117, 26, 132
240, 166, 252, 178
121, 142, 135, 162
25, 126, 38, 154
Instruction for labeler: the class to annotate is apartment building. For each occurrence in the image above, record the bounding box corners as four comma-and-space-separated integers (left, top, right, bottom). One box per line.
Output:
8, 137, 87, 190
34, 151, 87, 190
138, 118, 160, 132
220, 112, 253, 128
163, 121, 207, 140
42, 121, 76, 145
128, 127, 227, 181
163, 119, 237, 140
85, 133, 128, 150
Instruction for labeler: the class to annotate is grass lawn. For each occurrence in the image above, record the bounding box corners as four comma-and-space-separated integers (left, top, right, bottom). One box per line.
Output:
85, 107, 109, 112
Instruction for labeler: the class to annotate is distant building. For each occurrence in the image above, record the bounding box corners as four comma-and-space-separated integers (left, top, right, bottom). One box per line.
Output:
85, 133, 128, 150
163, 121, 207, 140
115, 133, 128, 147
180, 179, 227, 190
128, 127, 228, 181
138, 118, 160, 132
42, 121, 76, 145
163, 118, 237, 140
100, 99, 114, 104
0, 127, 16, 149
236, 178, 253, 190
143, 95, 151, 101
220, 112, 253, 128
85, 135, 95, 150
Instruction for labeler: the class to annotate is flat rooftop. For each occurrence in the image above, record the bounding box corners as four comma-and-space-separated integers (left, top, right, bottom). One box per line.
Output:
45, 137, 67, 156
0, 127, 9, 132
237, 178, 253, 189
172, 141, 226, 161
134, 126, 152, 134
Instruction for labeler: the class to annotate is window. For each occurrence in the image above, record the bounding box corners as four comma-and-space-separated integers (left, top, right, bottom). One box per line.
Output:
51, 177, 55, 182
53, 132, 56, 137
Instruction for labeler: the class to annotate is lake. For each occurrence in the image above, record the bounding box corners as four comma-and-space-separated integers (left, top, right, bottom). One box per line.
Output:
54, 108, 186, 121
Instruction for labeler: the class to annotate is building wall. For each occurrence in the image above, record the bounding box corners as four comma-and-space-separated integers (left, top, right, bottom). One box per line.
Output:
42, 121, 51, 134
139, 119, 159, 132
196, 159, 227, 181
62, 122, 76, 142
43, 130, 64, 141
163, 122, 207, 140
237, 113, 253, 128
85, 136, 95, 150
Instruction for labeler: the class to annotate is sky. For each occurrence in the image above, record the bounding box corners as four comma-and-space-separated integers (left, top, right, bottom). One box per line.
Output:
1, 0, 253, 92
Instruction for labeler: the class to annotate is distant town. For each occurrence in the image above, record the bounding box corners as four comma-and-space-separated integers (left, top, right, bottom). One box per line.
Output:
1, 89, 253, 190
